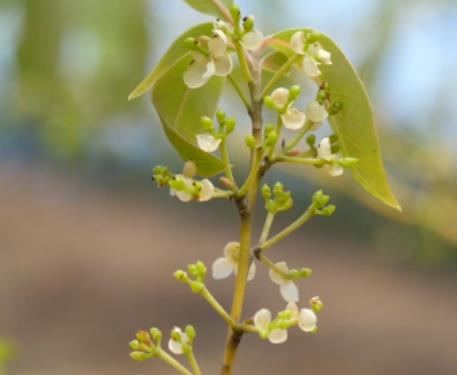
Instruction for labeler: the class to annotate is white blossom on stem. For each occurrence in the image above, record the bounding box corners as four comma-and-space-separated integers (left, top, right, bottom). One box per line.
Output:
196, 133, 222, 153
253, 308, 288, 344
269, 262, 299, 302
317, 137, 344, 177
212, 242, 256, 281
241, 30, 264, 50
168, 327, 189, 355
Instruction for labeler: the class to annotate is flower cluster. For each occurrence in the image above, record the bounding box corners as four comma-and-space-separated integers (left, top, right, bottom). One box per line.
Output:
168, 326, 196, 355
291, 31, 333, 78
196, 110, 236, 153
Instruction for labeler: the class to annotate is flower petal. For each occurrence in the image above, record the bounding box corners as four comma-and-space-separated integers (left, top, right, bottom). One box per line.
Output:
290, 31, 305, 55
298, 308, 317, 332
168, 338, 184, 355
317, 137, 333, 160
209, 30, 228, 57
327, 163, 344, 177
196, 134, 221, 153
268, 329, 288, 344
281, 108, 306, 130
183, 55, 212, 89
223, 241, 240, 259
306, 100, 328, 123
302, 56, 321, 78
254, 308, 271, 331
175, 190, 193, 202
268, 262, 289, 285
247, 261, 256, 281
212, 257, 235, 280
280, 281, 299, 303
241, 30, 263, 50
308, 42, 332, 64
198, 179, 215, 202
286, 301, 299, 316
271, 87, 290, 108
214, 54, 233, 77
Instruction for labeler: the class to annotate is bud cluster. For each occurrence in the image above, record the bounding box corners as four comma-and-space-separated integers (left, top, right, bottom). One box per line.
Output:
174, 261, 208, 294
262, 182, 293, 214
311, 190, 336, 216
129, 328, 162, 362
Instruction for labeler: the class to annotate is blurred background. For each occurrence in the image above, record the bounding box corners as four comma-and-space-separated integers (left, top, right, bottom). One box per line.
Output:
1, 0, 456, 374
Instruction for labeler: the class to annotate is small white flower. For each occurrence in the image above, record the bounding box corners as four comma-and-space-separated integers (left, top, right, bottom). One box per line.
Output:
212, 242, 256, 281
198, 179, 215, 202
168, 327, 189, 355
306, 100, 328, 123
281, 107, 306, 130
317, 137, 344, 177
271, 87, 290, 108
241, 30, 264, 50
170, 174, 193, 202
290, 31, 305, 55
302, 55, 321, 78
286, 301, 299, 317
253, 308, 288, 344
269, 262, 299, 302
196, 134, 222, 153
298, 308, 317, 332
308, 42, 332, 65
183, 30, 233, 89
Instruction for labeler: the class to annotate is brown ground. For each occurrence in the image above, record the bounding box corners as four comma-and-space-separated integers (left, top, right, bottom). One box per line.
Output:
0, 160, 456, 375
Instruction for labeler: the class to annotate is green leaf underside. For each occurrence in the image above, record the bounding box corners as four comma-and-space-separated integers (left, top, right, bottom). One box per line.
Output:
129, 23, 214, 100
269, 29, 401, 211
152, 54, 224, 177
184, 0, 233, 17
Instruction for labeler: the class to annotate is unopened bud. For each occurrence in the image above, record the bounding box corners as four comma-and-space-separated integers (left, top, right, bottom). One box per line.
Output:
306, 135, 316, 147
265, 131, 278, 147
261, 184, 271, 200
320, 204, 336, 216
182, 160, 197, 178
310, 296, 324, 313
225, 117, 236, 134
185, 325, 196, 341
190, 281, 204, 293
245, 135, 256, 150
150, 328, 162, 342
216, 109, 226, 124
129, 340, 140, 350
130, 351, 149, 361
136, 330, 150, 344
219, 176, 235, 189
243, 15, 255, 32
289, 85, 301, 100
174, 270, 188, 282
264, 95, 275, 109
201, 116, 214, 131
328, 101, 343, 115
230, 4, 241, 23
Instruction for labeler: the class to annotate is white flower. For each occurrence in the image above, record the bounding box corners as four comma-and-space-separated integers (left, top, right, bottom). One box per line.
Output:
183, 30, 233, 89
168, 327, 189, 355
241, 30, 264, 50
269, 262, 299, 302
281, 107, 306, 130
317, 137, 344, 177
253, 308, 288, 344
198, 179, 215, 202
308, 42, 332, 65
306, 100, 328, 123
170, 174, 193, 202
271, 87, 290, 108
302, 55, 321, 78
298, 308, 317, 332
212, 242, 256, 281
196, 134, 221, 153
291, 31, 305, 55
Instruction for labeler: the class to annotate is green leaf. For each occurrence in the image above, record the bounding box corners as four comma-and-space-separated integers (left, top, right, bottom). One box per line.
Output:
183, 0, 233, 18
129, 23, 213, 100
270, 29, 401, 211
152, 54, 224, 177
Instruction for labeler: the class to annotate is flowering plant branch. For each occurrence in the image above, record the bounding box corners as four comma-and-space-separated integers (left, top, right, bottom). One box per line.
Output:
127, 1, 400, 374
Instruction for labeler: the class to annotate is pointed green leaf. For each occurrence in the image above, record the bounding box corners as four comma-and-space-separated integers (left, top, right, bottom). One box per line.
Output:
129, 23, 213, 100
270, 29, 401, 211
183, 0, 233, 18
152, 54, 224, 176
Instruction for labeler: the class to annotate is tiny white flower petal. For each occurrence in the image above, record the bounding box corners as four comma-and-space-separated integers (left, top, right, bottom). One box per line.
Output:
302, 56, 321, 78
168, 338, 184, 355
241, 30, 264, 50
268, 329, 288, 344
298, 308, 317, 332
268, 262, 289, 285
308, 42, 332, 64
317, 137, 333, 160
307, 101, 328, 123
196, 134, 221, 153
290, 31, 305, 55
175, 190, 193, 202
209, 30, 228, 57
327, 163, 344, 177
254, 308, 271, 331
281, 108, 306, 130
213, 54, 233, 77
183, 55, 211, 89
286, 301, 299, 316
203, 58, 216, 79
280, 281, 299, 303
212, 257, 235, 279
223, 241, 240, 259
198, 179, 215, 202
247, 261, 256, 281
271, 87, 290, 108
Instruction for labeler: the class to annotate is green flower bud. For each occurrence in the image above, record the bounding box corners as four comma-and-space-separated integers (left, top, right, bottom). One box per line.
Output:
149, 328, 162, 343
317, 89, 327, 103
289, 85, 301, 100
265, 200, 276, 213
265, 131, 278, 147
243, 15, 255, 32
299, 267, 313, 278
261, 184, 272, 200
184, 37, 197, 49
136, 330, 151, 344
185, 325, 196, 342
174, 270, 188, 282
338, 157, 358, 168
130, 351, 150, 362
319, 204, 336, 217
264, 95, 275, 109
306, 135, 316, 147
310, 296, 324, 313
245, 135, 256, 150
216, 109, 226, 125
201, 116, 214, 131
312, 190, 330, 208
196, 261, 207, 279
328, 101, 343, 115
230, 4, 241, 23
188, 264, 198, 278
331, 144, 341, 154
273, 182, 284, 195
190, 281, 204, 293
329, 134, 339, 143
225, 117, 236, 134
129, 340, 140, 350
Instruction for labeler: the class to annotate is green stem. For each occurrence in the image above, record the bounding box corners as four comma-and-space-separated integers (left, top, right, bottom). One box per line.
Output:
220, 139, 238, 190
275, 155, 324, 166
213, 189, 234, 199
235, 42, 253, 83
238, 147, 262, 197
186, 350, 202, 375
228, 75, 251, 111
156, 348, 193, 375
258, 205, 315, 252
200, 287, 238, 328
268, 115, 283, 161
259, 212, 275, 243
285, 121, 313, 151
257, 253, 291, 280
261, 55, 300, 98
